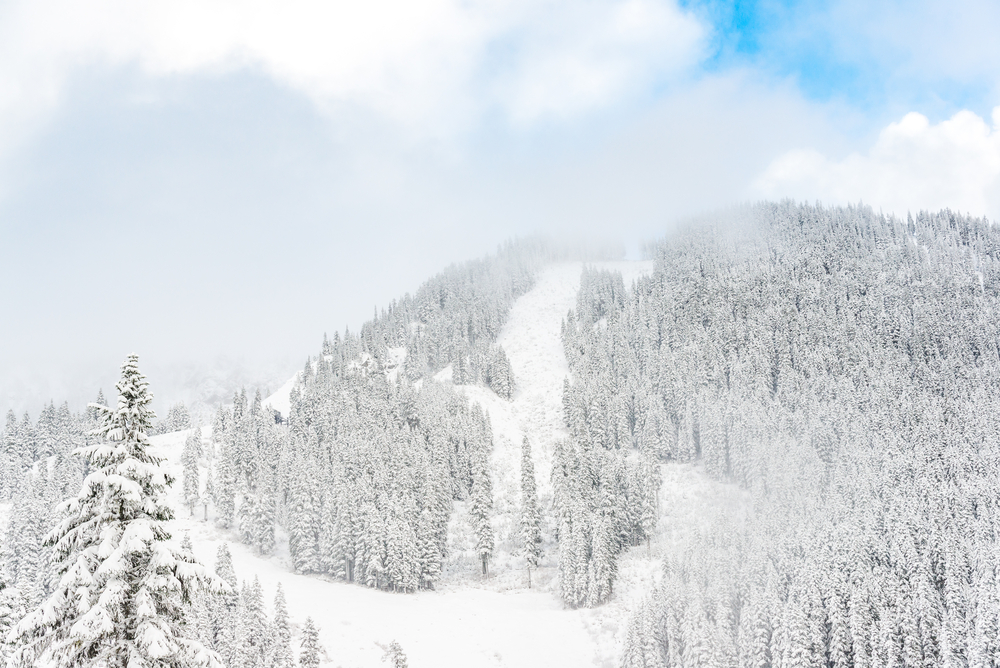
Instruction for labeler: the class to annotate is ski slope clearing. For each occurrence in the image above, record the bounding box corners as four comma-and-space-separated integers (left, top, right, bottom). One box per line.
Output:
149, 260, 749, 667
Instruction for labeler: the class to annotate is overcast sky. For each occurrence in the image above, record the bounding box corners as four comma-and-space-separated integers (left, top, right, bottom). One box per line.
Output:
2, 0, 999, 416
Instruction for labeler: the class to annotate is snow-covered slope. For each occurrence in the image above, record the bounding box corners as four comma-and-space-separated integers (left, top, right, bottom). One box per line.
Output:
150, 260, 749, 668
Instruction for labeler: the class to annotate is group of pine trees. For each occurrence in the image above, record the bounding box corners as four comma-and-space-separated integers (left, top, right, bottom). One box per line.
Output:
208, 370, 496, 590
550, 202, 1000, 667
0, 396, 101, 641
350, 238, 545, 393
197, 240, 602, 590
0, 356, 322, 667
554, 265, 662, 606
154, 401, 192, 434
0, 400, 91, 499
192, 543, 322, 668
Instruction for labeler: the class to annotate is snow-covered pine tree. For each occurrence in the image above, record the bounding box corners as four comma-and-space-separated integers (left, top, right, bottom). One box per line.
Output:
182, 427, 202, 517
272, 584, 293, 668
470, 457, 494, 579
203, 463, 215, 522
213, 438, 237, 528
486, 346, 514, 400
8, 354, 224, 668
287, 456, 321, 574
382, 641, 408, 668
0, 558, 20, 665
209, 544, 239, 663
233, 577, 271, 668
299, 616, 320, 668
519, 436, 542, 588
6, 477, 48, 610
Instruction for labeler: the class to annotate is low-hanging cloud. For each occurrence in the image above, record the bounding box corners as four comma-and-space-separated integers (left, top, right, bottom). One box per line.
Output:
754, 108, 1000, 220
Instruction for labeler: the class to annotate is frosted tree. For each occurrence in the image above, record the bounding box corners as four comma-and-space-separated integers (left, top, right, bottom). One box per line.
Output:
271, 584, 293, 668
182, 427, 203, 516
8, 354, 224, 668
382, 641, 408, 668
470, 458, 494, 578
486, 346, 514, 400
6, 477, 48, 609
299, 616, 320, 668
287, 457, 321, 574
233, 577, 271, 668
202, 463, 215, 522
207, 543, 239, 663
213, 441, 236, 528
0, 560, 20, 665
519, 436, 542, 588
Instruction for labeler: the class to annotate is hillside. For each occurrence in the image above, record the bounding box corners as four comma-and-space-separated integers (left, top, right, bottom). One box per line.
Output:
146, 260, 748, 668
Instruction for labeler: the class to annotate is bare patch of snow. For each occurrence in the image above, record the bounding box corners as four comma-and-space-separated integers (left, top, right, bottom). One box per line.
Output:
263, 373, 299, 420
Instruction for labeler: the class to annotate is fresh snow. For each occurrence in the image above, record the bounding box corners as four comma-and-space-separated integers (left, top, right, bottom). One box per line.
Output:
263, 373, 298, 420
146, 260, 749, 668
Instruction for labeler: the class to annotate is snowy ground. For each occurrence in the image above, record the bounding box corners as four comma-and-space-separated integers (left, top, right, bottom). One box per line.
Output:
148, 260, 750, 668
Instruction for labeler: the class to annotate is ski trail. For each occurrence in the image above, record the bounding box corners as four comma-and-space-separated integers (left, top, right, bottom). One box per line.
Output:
501, 261, 654, 501
452, 262, 653, 585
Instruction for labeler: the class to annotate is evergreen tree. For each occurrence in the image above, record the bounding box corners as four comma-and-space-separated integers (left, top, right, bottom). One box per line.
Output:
486, 346, 514, 399
298, 616, 320, 668
234, 577, 271, 668
0, 558, 20, 665
210, 544, 239, 663
519, 436, 542, 587
8, 355, 224, 668
6, 477, 48, 609
182, 427, 203, 516
271, 584, 293, 668
287, 458, 321, 574
470, 458, 494, 579
382, 641, 408, 668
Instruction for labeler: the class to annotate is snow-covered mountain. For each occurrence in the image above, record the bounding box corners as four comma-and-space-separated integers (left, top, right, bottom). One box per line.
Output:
147, 260, 747, 667
8, 203, 1000, 668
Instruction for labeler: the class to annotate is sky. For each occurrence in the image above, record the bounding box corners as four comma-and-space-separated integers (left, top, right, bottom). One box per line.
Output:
2, 0, 999, 416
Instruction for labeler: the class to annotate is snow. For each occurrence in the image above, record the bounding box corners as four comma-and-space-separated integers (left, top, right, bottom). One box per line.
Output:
263, 373, 299, 420
144, 260, 750, 668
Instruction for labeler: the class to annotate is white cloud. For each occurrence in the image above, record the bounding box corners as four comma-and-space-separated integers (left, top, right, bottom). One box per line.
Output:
754, 107, 1000, 220
492, 0, 704, 123
0, 0, 704, 149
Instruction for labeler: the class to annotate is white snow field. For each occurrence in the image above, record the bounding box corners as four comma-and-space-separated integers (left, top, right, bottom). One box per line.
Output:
149, 261, 749, 668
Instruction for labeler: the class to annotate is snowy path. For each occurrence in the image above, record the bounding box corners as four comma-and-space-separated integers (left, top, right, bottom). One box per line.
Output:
448, 262, 654, 589
148, 259, 749, 668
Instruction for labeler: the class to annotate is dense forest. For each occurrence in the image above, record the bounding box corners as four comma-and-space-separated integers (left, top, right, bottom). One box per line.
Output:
555, 202, 1000, 666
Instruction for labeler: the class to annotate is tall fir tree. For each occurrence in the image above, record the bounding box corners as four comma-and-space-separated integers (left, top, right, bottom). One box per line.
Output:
8, 354, 224, 668
519, 436, 542, 588
272, 584, 293, 668
182, 427, 203, 516
299, 616, 320, 668
470, 457, 494, 579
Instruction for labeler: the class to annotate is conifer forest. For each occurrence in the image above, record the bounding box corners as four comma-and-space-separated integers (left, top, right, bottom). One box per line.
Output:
2, 202, 1000, 666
